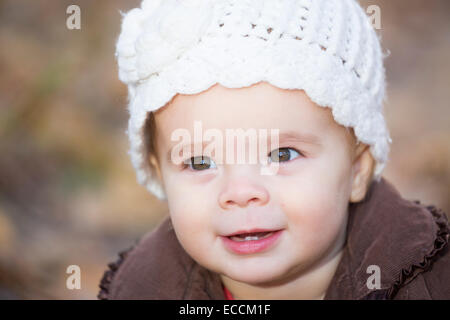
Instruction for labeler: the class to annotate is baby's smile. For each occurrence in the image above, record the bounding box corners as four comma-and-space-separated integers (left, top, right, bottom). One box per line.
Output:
220, 229, 285, 255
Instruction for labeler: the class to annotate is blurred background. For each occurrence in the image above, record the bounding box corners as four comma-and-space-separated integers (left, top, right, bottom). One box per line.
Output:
0, 0, 449, 299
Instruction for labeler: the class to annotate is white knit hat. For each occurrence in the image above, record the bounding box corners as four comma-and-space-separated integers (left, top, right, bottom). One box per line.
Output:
116, 0, 392, 201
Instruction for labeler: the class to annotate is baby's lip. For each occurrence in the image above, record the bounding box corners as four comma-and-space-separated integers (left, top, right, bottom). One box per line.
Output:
224, 228, 282, 237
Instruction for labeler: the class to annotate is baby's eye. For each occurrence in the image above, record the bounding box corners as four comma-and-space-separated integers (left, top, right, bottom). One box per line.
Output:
183, 155, 217, 171
268, 147, 303, 163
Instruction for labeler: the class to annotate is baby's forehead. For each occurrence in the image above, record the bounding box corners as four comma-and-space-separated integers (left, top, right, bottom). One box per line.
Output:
153, 83, 357, 155
157, 82, 338, 130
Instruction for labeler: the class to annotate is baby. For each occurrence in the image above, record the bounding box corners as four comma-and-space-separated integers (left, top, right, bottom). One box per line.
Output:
98, 0, 449, 300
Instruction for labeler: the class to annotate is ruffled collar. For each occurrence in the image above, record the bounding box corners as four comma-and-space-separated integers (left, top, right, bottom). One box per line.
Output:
323, 177, 449, 299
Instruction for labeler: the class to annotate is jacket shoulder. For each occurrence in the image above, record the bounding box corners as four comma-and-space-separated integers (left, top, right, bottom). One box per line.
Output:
97, 242, 137, 300
97, 216, 182, 299
394, 204, 450, 299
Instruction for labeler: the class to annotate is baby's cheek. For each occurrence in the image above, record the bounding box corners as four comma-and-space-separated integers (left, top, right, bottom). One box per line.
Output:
167, 182, 207, 226
286, 193, 347, 248
170, 203, 206, 236
168, 198, 213, 255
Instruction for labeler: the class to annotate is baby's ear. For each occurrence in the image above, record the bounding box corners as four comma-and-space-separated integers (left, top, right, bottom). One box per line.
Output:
149, 153, 165, 190
350, 143, 375, 203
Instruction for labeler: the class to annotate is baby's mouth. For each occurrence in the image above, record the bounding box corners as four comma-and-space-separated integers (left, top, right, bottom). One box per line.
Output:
221, 229, 284, 254
228, 231, 275, 242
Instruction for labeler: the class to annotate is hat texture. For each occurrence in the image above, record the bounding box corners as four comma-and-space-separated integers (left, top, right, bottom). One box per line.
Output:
116, 0, 392, 200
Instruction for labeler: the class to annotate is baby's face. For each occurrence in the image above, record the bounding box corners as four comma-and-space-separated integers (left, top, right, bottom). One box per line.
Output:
153, 81, 358, 285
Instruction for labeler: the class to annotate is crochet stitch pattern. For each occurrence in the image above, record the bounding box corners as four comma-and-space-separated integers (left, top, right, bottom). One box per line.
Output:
116, 0, 392, 200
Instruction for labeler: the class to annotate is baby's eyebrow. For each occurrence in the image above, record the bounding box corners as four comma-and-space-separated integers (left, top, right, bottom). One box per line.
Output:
166, 140, 215, 164
166, 142, 204, 164
277, 130, 322, 145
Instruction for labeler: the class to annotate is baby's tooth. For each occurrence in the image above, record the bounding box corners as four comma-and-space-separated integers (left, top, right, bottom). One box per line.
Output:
230, 232, 275, 242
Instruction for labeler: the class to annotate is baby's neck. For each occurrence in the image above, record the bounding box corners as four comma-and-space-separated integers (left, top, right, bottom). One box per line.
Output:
220, 227, 347, 300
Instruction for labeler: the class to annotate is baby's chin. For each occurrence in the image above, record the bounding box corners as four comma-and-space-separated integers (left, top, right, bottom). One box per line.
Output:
213, 255, 294, 286
223, 271, 285, 286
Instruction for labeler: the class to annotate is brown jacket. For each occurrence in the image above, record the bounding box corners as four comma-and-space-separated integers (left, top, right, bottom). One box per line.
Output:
97, 177, 450, 299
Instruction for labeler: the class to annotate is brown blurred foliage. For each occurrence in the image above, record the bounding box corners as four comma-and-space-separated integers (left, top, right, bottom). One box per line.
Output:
0, 0, 449, 299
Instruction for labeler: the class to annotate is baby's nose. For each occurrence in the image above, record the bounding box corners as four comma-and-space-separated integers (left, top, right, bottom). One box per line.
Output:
218, 175, 269, 209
